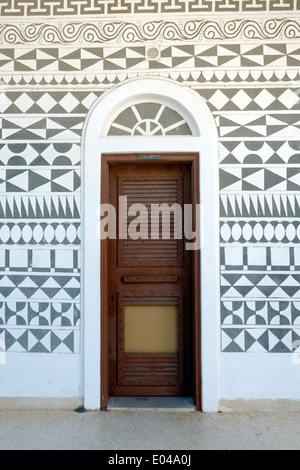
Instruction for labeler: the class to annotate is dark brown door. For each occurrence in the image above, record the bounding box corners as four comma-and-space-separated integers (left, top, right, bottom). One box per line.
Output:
108, 163, 192, 396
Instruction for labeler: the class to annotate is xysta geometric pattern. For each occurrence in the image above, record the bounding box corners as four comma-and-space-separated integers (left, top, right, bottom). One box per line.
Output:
221, 300, 300, 326
0, 46, 300, 73
220, 167, 300, 191
220, 246, 300, 270
0, 275, 80, 300
0, 301, 80, 327
0, 328, 79, 353
1, 16, 300, 355
222, 328, 300, 353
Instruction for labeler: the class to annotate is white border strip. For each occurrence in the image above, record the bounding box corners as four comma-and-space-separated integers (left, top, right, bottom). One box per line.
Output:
82, 78, 220, 411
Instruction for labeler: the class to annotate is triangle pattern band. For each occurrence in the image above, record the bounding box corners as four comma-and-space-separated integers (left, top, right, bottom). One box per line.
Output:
222, 328, 300, 353
220, 167, 300, 191
0, 43, 300, 72
221, 274, 300, 299
218, 114, 300, 138
0, 275, 80, 300
1, 117, 84, 141
0, 328, 79, 353
1, 169, 80, 193
0, 196, 80, 219
220, 194, 300, 218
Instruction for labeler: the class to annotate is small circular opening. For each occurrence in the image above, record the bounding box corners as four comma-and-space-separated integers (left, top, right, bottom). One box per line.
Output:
147, 47, 160, 60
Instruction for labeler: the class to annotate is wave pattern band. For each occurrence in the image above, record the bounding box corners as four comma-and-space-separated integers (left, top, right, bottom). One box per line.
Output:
0, 19, 300, 44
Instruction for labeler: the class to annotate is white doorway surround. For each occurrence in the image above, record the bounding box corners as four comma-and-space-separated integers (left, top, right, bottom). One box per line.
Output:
82, 78, 220, 411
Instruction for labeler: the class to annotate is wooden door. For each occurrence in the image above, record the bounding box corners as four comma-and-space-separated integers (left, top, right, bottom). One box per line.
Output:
108, 163, 192, 396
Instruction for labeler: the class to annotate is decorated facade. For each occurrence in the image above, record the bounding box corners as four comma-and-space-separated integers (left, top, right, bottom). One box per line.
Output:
1, 0, 300, 411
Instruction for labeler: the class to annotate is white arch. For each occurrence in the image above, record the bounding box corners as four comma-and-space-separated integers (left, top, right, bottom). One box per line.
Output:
82, 78, 220, 411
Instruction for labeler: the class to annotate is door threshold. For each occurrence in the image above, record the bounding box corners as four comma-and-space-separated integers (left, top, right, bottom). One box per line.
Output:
107, 396, 195, 411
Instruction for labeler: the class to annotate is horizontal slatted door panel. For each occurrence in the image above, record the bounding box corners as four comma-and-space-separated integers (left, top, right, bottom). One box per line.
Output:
118, 175, 184, 267
122, 354, 180, 385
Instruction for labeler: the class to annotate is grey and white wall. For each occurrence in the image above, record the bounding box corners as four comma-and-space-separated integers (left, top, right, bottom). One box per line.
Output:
1, 0, 300, 409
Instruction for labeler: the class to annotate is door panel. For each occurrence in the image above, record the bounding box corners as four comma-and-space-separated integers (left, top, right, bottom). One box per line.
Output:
118, 173, 184, 266
124, 305, 179, 354
108, 163, 192, 396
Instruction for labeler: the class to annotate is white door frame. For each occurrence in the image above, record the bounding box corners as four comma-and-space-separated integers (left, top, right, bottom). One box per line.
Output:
82, 77, 220, 411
